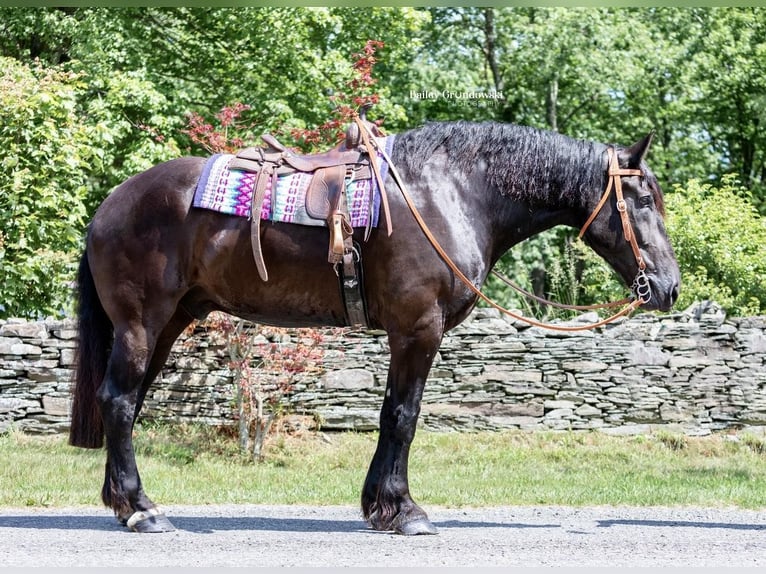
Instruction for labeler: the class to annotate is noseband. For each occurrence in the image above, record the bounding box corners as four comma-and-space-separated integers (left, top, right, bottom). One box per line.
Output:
578, 147, 652, 305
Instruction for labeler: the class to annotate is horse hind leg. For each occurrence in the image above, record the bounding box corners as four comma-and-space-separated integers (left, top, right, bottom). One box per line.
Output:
98, 322, 158, 527
132, 306, 196, 426
99, 306, 192, 533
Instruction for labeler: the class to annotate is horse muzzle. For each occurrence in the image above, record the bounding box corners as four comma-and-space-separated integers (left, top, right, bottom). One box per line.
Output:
639, 273, 680, 312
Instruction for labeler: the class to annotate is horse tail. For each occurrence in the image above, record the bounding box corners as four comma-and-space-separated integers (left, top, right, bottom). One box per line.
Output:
68, 247, 112, 449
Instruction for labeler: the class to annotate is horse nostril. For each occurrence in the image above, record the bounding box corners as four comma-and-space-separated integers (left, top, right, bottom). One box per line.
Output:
670, 282, 680, 306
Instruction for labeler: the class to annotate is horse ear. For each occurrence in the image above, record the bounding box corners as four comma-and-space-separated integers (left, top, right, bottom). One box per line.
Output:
620, 131, 655, 168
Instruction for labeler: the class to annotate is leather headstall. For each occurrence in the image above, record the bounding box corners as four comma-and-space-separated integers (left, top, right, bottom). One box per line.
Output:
578, 147, 651, 305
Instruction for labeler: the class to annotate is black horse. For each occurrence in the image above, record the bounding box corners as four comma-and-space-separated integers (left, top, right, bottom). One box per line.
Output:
69, 120, 680, 535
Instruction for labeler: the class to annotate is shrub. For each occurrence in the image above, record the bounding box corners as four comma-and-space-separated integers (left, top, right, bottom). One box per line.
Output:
0, 57, 182, 319
0, 58, 93, 318
665, 176, 766, 316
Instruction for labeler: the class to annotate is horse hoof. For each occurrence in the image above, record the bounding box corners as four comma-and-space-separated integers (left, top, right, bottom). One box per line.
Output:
394, 516, 438, 536
126, 508, 175, 533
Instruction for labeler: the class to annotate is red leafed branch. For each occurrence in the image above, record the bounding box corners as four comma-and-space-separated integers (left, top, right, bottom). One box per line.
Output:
182, 102, 253, 154
181, 40, 385, 156
291, 39, 385, 151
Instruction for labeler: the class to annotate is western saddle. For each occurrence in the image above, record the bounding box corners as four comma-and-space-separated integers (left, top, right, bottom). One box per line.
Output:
227, 112, 391, 326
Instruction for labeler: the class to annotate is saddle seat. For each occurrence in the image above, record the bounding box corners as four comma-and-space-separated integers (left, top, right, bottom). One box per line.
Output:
232, 139, 365, 174
257, 118, 381, 167
231, 118, 382, 172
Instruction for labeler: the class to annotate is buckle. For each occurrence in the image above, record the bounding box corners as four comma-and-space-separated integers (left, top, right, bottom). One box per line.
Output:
616, 199, 627, 212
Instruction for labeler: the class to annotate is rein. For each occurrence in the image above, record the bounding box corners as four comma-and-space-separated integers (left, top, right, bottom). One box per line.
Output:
358, 117, 648, 332
489, 271, 633, 311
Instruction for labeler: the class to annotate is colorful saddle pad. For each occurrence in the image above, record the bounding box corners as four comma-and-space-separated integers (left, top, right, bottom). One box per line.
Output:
192, 136, 395, 229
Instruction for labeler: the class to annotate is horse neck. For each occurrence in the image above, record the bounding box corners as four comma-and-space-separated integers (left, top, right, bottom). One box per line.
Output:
390, 122, 604, 271
485, 191, 578, 266
481, 145, 603, 263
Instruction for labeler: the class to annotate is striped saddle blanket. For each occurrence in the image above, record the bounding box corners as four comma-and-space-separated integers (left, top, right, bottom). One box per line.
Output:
192, 136, 395, 229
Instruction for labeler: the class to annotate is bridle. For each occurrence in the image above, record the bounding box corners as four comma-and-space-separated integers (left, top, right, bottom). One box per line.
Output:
491, 147, 653, 314
358, 116, 652, 331
577, 146, 652, 306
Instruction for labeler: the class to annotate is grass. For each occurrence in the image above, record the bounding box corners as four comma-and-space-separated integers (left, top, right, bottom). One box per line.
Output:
1, 423, 765, 509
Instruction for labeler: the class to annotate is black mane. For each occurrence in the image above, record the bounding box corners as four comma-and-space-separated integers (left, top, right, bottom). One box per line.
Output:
392, 121, 607, 208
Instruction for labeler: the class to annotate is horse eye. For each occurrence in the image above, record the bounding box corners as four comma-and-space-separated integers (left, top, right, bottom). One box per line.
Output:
638, 195, 653, 208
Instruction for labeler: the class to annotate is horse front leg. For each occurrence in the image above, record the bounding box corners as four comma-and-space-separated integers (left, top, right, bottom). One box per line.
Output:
362, 321, 443, 535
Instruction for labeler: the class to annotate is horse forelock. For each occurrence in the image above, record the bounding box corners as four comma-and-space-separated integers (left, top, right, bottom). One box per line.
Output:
392, 121, 606, 209
643, 166, 666, 218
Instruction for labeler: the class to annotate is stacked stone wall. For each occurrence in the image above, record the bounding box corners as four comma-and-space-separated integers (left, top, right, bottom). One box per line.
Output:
1, 302, 764, 436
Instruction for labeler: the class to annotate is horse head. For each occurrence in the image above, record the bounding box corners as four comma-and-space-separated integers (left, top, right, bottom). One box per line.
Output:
579, 133, 680, 312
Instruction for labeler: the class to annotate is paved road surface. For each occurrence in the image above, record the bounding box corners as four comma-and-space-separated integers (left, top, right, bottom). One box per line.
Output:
1, 504, 764, 567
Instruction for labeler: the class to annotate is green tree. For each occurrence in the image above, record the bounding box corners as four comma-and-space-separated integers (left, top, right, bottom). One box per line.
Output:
0, 58, 93, 317
0, 7, 425, 196
690, 8, 766, 212
0, 7, 77, 65
399, 8, 503, 123
410, 7, 766, 315
63, 7, 422, 133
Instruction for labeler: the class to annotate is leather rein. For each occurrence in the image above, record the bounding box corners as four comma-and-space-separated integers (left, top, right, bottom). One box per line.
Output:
358, 116, 651, 332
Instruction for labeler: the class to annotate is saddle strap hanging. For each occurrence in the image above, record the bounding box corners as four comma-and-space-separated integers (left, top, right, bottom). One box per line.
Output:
330, 213, 354, 264
355, 115, 392, 241
250, 165, 274, 282
338, 241, 368, 327
327, 176, 354, 265
329, 179, 367, 326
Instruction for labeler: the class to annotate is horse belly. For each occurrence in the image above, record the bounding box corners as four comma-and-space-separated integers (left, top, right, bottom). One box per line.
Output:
188, 217, 350, 327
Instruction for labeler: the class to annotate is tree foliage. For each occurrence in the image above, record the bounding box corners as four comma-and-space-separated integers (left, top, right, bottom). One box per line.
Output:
665, 176, 766, 316
0, 58, 93, 317
407, 7, 766, 208
1, 6, 765, 318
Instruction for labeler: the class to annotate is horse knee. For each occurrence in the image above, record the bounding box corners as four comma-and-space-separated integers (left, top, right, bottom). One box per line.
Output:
96, 374, 139, 406
391, 403, 420, 443
96, 374, 144, 427
97, 343, 151, 417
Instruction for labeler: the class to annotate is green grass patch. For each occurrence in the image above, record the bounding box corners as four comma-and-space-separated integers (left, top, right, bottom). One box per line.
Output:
1, 424, 765, 509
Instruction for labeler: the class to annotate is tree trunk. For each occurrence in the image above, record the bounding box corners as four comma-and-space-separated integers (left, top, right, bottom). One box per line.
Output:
741, 135, 755, 188
483, 8, 505, 94
546, 73, 559, 132
236, 374, 250, 454
251, 394, 275, 461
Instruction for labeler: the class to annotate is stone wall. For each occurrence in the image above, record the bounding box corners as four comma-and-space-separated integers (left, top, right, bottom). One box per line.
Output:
1, 302, 765, 436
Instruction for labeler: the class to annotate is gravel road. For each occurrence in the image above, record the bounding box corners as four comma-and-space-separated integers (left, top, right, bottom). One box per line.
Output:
1, 504, 764, 567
